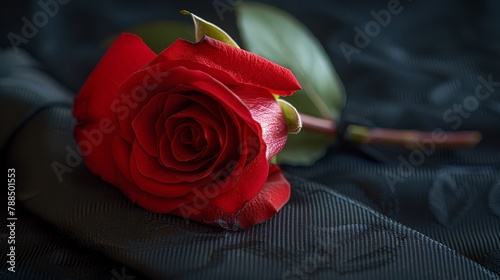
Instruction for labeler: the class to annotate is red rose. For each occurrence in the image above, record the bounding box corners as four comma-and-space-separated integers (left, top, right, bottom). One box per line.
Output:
73, 33, 301, 230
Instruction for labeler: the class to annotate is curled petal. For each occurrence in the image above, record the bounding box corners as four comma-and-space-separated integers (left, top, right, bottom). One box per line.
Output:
172, 164, 290, 230
230, 84, 288, 160
74, 34, 156, 185
74, 33, 156, 123
132, 92, 169, 156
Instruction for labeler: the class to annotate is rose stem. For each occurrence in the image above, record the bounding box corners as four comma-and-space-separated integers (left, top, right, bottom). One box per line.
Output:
345, 125, 482, 148
299, 113, 482, 148
299, 113, 337, 135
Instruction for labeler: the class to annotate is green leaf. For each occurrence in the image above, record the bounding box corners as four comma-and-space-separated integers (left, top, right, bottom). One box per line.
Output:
102, 21, 194, 53
278, 99, 302, 134
181, 10, 239, 48
237, 2, 345, 165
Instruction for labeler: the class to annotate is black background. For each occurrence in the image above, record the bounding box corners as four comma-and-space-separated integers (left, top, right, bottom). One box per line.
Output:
1, 0, 499, 279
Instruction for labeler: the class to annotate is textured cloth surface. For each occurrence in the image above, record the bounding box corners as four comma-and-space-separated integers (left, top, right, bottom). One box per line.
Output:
1, 0, 500, 279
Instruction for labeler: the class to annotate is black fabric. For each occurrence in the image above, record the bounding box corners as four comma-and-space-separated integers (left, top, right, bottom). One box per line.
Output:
1, 0, 500, 279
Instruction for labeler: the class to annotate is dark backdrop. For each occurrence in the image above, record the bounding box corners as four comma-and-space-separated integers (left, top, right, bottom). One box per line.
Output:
1, 0, 499, 279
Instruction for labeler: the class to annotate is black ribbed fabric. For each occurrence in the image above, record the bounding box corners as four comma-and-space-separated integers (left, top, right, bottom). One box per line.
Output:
1, 0, 499, 279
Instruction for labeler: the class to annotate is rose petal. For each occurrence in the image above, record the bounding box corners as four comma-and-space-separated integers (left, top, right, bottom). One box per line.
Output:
115, 65, 177, 144
74, 33, 156, 123
164, 101, 223, 162
74, 34, 155, 184
171, 123, 210, 162
132, 92, 170, 156
131, 141, 181, 184
115, 169, 189, 213
125, 65, 257, 129
112, 136, 135, 183
121, 64, 263, 174
202, 135, 268, 214
130, 144, 197, 197
161, 120, 215, 172
117, 65, 260, 136
229, 84, 288, 160
151, 37, 301, 96
225, 164, 291, 230
171, 163, 290, 230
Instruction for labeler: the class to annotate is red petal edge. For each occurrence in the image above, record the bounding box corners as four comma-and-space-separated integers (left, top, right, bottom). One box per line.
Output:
172, 164, 291, 231
74, 33, 156, 123
73, 33, 156, 185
